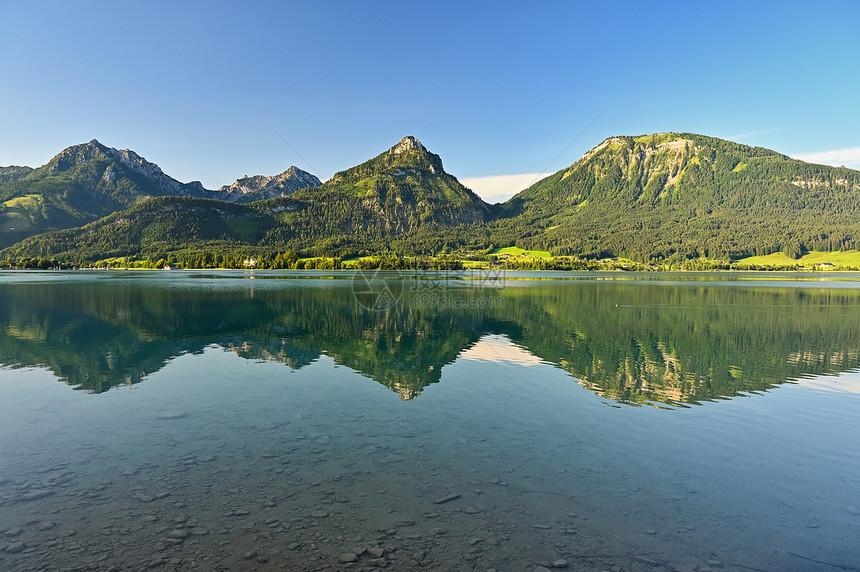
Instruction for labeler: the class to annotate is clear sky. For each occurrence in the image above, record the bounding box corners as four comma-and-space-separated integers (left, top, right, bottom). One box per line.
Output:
1, 0, 859, 202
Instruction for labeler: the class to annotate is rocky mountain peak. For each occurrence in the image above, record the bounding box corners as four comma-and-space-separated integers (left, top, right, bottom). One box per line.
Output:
48, 140, 108, 174
390, 136, 426, 155
215, 166, 321, 202
330, 137, 443, 182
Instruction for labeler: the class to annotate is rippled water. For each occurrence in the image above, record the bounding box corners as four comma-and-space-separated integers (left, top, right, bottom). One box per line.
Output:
1, 270, 859, 571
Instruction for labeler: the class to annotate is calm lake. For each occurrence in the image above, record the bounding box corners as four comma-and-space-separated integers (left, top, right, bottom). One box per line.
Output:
1, 270, 859, 571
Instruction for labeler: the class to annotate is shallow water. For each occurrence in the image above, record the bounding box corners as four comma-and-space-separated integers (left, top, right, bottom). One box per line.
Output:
1, 270, 859, 571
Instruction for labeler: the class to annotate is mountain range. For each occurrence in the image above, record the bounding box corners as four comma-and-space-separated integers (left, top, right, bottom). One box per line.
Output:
3, 133, 860, 265
0, 139, 320, 248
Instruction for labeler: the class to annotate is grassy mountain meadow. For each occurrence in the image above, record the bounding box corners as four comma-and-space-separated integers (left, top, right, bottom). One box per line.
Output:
4, 133, 860, 269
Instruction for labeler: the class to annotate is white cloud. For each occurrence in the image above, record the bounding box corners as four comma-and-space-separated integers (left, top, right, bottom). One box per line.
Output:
460, 172, 549, 204
792, 147, 860, 170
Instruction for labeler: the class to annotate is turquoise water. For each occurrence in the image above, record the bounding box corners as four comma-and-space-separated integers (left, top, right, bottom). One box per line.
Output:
1, 270, 859, 571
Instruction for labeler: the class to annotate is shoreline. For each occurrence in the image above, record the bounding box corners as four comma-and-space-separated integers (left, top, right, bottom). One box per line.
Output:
2, 267, 860, 274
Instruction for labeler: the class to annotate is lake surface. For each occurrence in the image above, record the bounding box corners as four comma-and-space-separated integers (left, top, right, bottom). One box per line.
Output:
1, 270, 859, 571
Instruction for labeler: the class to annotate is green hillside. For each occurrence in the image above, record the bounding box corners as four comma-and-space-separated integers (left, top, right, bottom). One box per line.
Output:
259, 136, 491, 255
493, 133, 860, 261
0, 196, 280, 264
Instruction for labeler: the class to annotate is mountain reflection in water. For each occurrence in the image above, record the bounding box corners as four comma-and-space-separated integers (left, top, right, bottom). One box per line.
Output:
3, 271, 860, 407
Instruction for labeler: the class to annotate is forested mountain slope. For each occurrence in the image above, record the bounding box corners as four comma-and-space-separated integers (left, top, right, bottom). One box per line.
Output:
493, 133, 860, 260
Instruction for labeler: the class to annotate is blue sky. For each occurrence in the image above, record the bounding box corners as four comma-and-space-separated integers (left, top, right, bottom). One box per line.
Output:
2, 0, 859, 201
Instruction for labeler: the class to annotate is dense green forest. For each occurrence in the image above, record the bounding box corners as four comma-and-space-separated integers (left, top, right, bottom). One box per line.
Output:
3, 133, 860, 266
